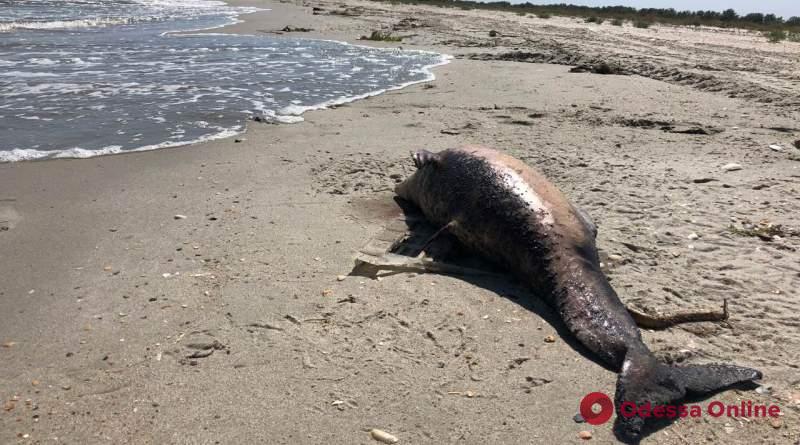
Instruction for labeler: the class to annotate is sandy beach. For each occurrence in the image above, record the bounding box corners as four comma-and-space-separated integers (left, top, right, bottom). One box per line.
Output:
1, 0, 799, 443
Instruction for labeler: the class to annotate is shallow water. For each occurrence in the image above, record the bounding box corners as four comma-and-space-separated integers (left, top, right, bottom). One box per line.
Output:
0, 0, 447, 161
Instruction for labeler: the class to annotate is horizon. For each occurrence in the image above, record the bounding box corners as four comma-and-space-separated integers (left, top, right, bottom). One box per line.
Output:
505, 1, 799, 19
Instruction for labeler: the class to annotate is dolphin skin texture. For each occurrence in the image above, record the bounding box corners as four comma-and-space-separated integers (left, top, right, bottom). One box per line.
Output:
395, 146, 761, 441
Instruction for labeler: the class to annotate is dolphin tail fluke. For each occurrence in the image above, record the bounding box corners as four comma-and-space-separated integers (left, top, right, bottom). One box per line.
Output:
613, 348, 761, 442
677, 362, 762, 394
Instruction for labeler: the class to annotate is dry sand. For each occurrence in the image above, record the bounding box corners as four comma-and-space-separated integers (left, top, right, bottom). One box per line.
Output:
1, 0, 799, 443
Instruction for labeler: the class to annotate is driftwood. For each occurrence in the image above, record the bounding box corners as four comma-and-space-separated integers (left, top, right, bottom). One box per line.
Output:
352, 251, 503, 278
627, 299, 728, 329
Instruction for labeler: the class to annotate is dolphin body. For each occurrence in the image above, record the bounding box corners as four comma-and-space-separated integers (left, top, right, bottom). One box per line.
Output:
395, 146, 761, 440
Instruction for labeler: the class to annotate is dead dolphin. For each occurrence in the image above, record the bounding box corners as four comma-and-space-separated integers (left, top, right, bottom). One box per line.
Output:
395, 146, 761, 441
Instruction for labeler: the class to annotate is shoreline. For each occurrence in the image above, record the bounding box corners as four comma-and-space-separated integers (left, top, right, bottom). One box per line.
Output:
1, 0, 798, 443
0, 1, 451, 163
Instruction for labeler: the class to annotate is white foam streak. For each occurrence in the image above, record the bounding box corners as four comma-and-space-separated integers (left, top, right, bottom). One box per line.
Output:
0, 129, 240, 162
273, 53, 452, 120
0, 17, 135, 32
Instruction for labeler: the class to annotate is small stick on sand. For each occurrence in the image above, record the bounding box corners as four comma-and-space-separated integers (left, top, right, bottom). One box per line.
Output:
352, 252, 501, 278
627, 299, 729, 330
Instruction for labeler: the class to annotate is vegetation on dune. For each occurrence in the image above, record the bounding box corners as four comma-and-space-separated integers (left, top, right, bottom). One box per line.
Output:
373, 0, 800, 35
765, 29, 787, 42
763, 29, 800, 43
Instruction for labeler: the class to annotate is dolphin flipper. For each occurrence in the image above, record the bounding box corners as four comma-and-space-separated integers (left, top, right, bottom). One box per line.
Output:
574, 205, 598, 238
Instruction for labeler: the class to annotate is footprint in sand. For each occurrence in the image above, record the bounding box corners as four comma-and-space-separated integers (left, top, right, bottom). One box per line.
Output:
0, 202, 20, 232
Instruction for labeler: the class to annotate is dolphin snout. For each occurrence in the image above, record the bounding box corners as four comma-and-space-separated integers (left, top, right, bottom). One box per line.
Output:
395, 172, 417, 201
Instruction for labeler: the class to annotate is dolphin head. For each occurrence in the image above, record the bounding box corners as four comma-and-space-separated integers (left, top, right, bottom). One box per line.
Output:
395, 149, 442, 203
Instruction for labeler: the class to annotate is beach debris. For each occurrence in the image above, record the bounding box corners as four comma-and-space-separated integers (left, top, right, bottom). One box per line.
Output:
614, 117, 721, 134
728, 220, 795, 242
359, 31, 402, 42
488, 30, 498, 37
180, 338, 227, 363
2, 341, 15, 348
322, 289, 333, 297
393, 17, 430, 31
770, 418, 782, 429
281, 26, 313, 32
627, 299, 728, 330
508, 357, 531, 369
351, 210, 498, 279
336, 275, 346, 281
692, 177, 717, 184
248, 322, 284, 331
525, 376, 552, 387
687, 232, 699, 240
768, 144, 783, 151
607, 253, 624, 263
662, 125, 721, 135
174, 214, 187, 220
370, 428, 399, 444
793, 140, 800, 149
573, 413, 585, 423
578, 430, 593, 440
544, 335, 556, 343
440, 122, 478, 135
569, 61, 625, 75
330, 6, 364, 17
353, 250, 502, 279
721, 163, 742, 172
337, 295, 357, 304
301, 354, 316, 369
186, 349, 214, 359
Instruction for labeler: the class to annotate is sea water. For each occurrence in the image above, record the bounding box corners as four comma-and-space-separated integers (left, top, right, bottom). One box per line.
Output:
0, 0, 448, 161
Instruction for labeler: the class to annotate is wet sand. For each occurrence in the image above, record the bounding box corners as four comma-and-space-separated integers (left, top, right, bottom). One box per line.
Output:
1, 0, 799, 443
